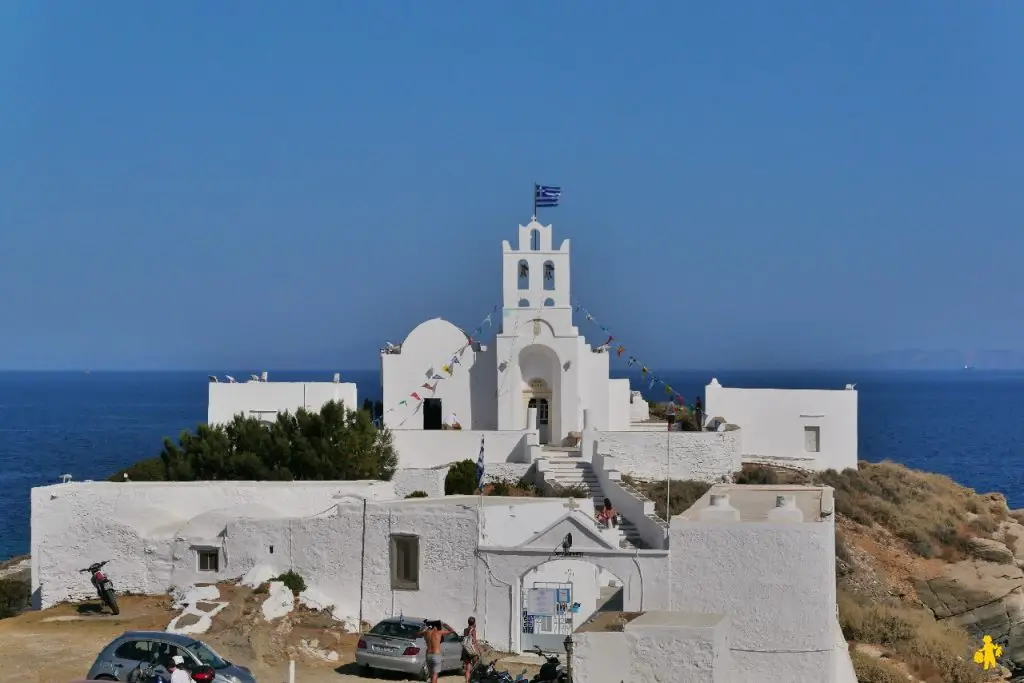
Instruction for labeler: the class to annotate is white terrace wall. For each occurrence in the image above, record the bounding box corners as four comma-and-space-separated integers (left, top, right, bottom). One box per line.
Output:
29, 480, 394, 609
391, 429, 530, 469
391, 463, 534, 498
704, 379, 858, 471
208, 380, 358, 426
585, 429, 742, 482
668, 488, 839, 683
572, 612, 733, 683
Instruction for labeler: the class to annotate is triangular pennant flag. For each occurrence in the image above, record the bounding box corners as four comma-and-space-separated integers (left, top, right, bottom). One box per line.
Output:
442, 364, 451, 375
627, 357, 637, 367
399, 400, 408, 406
604, 335, 614, 347
484, 313, 493, 327
641, 366, 648, 376
664, 385, 672, 396
432, 374, 444, 380
451, 356, 461, 366
649, 378, 656, 390
585, 313, 594, 321
421, 383, 435, 391
616, 345, 625, 357
410, 392, 421, 401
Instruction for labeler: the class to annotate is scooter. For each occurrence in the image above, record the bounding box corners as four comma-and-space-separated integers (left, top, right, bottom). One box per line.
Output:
127, 663, 168, 683
530, 645, 568, 683
470, 659, 520, 683
79, 560, 119, 615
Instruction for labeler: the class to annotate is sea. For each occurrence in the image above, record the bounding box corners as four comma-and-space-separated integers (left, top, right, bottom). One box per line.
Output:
2, 369, 1023, 562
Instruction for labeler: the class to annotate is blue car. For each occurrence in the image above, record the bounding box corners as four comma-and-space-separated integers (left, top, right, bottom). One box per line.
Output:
85, 631, 257, 683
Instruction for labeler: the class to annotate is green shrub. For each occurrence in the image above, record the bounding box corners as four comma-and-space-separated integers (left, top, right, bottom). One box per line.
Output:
551, 484, 589, 498
445, 460, 479, 495
489, 480, 511, 496
274, 570, 307, 595
405, 491, 428, 498
848, 651, 906, 683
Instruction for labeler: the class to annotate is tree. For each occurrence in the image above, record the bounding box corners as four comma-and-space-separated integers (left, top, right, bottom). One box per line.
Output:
112, 401, 398, 482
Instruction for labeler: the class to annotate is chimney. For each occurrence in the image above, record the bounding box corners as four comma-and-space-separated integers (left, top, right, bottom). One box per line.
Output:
261, 371, 268, 382
767, 495, 804, 523
333, 373, 340, 383
698, 492, 740, 522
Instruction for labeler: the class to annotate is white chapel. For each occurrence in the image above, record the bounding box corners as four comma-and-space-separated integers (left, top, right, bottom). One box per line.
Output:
381, 219, 634, 442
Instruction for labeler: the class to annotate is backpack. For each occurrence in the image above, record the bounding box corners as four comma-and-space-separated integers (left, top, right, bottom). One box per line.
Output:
462, 630, 478, 657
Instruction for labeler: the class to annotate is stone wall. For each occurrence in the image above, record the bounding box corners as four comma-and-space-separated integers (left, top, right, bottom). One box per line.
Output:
586, 429, 742, 482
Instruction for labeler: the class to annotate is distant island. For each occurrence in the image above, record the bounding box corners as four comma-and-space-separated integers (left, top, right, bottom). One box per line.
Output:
827, 349, 1024, 371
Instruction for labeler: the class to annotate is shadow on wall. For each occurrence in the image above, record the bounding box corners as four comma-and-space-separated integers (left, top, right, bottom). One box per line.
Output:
469, 345, 497, 430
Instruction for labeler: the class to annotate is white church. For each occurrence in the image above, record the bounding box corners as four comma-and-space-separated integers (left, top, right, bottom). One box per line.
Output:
32, 217, 866, 683
381, 219, 635, 443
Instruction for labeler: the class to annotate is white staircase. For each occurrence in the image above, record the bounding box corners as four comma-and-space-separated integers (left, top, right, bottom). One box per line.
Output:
540, 456, 648, 549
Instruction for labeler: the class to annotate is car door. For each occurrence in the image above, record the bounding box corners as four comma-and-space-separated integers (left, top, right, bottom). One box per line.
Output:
108, 639, 159, 681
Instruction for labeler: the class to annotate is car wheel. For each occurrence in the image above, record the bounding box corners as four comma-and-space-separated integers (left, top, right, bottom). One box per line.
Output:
93, 676, 118, 681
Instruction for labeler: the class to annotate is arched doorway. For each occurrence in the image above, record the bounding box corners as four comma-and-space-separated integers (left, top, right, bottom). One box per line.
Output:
518, 343, 561, 445
526, 379, 551, 444
520, 559, 624, 652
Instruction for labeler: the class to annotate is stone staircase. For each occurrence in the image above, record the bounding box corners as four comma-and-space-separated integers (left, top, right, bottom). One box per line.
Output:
540, 456, 648, 550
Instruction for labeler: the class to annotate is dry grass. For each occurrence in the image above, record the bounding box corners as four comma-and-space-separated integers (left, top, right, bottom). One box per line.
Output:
839, 590, 983, 683
848, 650, 910, 683
621, 474, 710, 519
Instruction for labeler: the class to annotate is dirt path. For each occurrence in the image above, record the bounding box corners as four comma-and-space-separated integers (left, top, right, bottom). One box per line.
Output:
0, 592, 528, 683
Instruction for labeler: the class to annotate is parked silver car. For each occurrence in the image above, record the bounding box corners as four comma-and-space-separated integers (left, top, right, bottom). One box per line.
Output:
85, 630, 257, 683
355, 617, 465, 680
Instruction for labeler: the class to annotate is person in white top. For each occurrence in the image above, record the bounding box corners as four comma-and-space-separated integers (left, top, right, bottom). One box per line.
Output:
168, 655, 192, 683
444, 413, 461, 429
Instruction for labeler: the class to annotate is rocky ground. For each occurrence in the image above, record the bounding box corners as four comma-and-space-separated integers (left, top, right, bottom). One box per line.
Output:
0, 578, 537, 683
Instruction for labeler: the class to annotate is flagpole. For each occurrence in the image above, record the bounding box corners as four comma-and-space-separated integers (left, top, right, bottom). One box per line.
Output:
532, 183, 537, 218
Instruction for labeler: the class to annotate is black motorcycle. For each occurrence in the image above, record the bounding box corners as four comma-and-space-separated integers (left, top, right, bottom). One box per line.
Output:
530, 645, 568, 683
80, 560, 119, 615
470, 659, 517, 683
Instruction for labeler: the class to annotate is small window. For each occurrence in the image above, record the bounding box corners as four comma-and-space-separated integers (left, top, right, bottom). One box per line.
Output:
543, 298, 555, 307
804, 426, 821, 453
390, 534, 420, 590
518, 298, 530, 308
530, 229, 540, 250
197, 548, 219, 572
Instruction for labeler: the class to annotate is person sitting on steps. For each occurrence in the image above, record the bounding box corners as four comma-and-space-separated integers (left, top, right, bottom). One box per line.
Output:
597, 498, 617, 528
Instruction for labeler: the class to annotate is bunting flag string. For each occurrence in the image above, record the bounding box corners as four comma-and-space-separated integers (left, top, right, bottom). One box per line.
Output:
572, 299, 687, 407
387, 305, 500, 421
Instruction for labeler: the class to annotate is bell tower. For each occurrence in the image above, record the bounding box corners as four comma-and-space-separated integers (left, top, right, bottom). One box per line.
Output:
501, 218, 571, 313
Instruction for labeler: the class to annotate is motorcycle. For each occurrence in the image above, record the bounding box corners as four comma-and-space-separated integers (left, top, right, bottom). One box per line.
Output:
470, 659, 523, 683
127, 663, 169, 683
530, 645, 568, 682
79, 560, 120, 615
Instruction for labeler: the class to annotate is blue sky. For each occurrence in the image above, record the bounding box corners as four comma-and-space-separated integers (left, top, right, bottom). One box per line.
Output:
2, 1, 1022, 370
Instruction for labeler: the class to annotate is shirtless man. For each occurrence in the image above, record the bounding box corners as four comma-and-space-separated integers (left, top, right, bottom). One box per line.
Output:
417, 621, 454, 683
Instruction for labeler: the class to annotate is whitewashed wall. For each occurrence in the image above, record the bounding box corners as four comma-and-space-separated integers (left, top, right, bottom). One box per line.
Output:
208, 380, 358, 426
572, 612, 733, 683
29, 480, 394, 608
382, 318, 497, 431
629, 392, 650, 422
607, 379, 631, 431
705, 379, 858, 472
391, 429, 529, 468
587, 430, 742, 482
669, 491, 838, 683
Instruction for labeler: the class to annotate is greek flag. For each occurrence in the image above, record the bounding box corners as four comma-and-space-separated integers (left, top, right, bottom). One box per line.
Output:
476, 434, 486, 492
535, 185, 561, 208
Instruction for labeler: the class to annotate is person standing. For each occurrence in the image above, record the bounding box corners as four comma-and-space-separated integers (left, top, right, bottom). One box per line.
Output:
461, 616, 480, 682
694, 397, 703, 432
167, 655, 191, 683
417, 622, 454, 683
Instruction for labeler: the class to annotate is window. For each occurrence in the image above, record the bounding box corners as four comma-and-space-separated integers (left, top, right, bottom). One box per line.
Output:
197, 548, 219, 572
518, 259, 530, 289
518, 298, 530, 308
530, 229, 540, 250
114, 639, 158, 663
543, 298, 555, 307
543, 261, 555, 290
390, 534, 420, 590
804, 426, 821, 453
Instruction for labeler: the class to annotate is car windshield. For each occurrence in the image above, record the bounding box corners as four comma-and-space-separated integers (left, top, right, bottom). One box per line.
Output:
369, 621, 423, 639
185, 641, 229, 669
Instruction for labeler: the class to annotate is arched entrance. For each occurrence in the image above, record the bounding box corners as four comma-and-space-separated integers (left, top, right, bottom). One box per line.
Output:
520, 559, 624, 652
518, 344, 561, 445
526, 379, 552, 444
